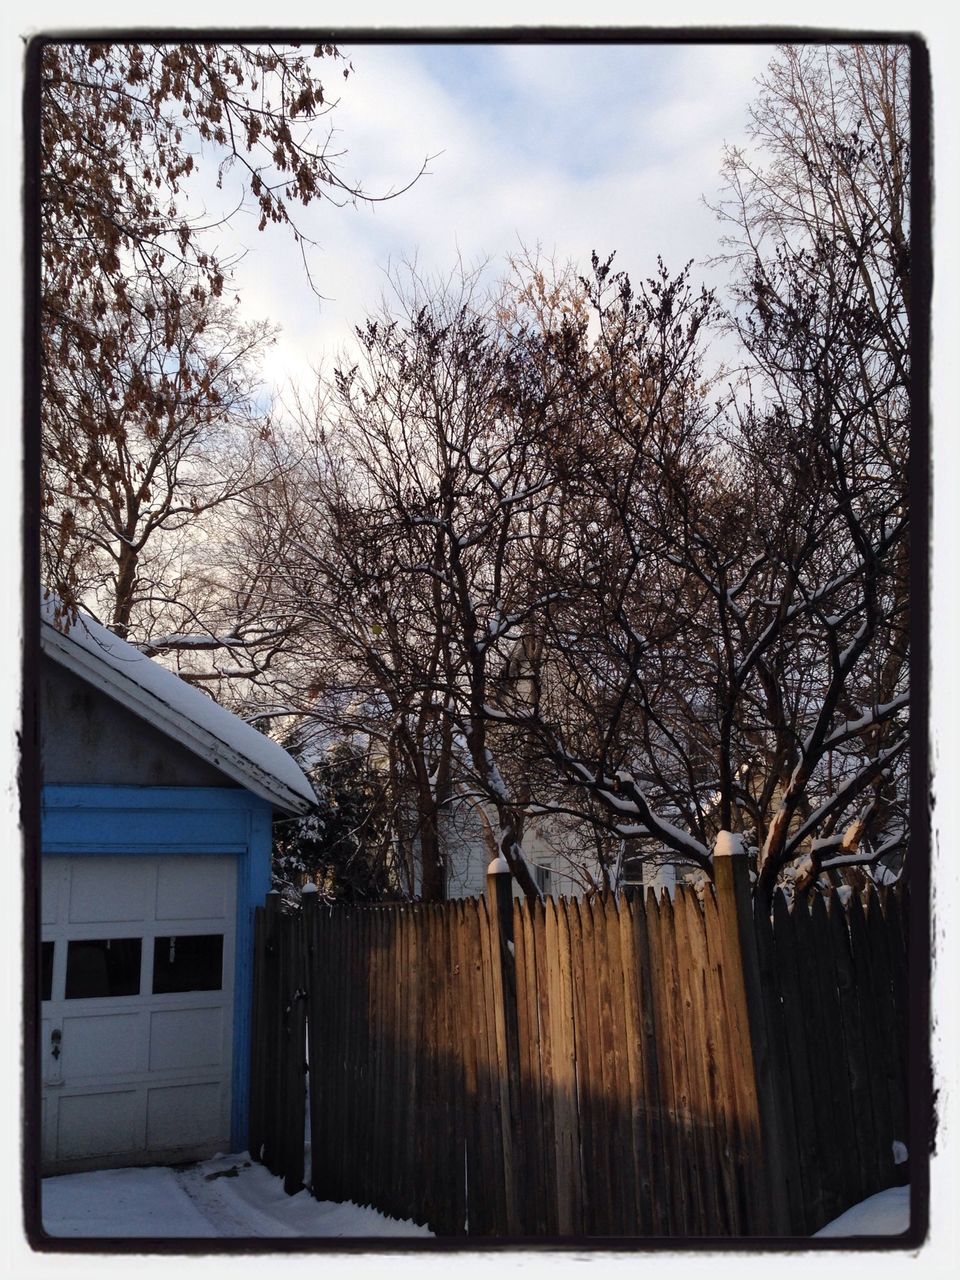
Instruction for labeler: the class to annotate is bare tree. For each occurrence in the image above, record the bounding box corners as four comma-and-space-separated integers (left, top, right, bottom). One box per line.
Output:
136, 43, 909, 906
243, 262, 587, 899
39, 40, 426, 623
473, 208, 908, 900
713, 42, 911, 894
43, 270, 279, 639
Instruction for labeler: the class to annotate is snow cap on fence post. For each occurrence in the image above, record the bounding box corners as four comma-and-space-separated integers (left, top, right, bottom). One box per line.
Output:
300, 880, 318, 916
487, 855, 515, 955
713, 830, 748, 859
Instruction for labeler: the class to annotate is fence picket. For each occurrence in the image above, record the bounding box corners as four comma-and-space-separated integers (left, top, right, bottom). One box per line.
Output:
644, 888, 689, 1234
700, 885, 744, 1235
810, 891, 861, 1213
569, 898, 599, 1233
519, 898, 549, 1235
827, 893, 879, 1200
676, 887, 725, 1234
770, 891, 820, 1235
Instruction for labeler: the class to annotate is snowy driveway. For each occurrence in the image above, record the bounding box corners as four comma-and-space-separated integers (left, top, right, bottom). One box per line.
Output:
41, 1151, 433, 1240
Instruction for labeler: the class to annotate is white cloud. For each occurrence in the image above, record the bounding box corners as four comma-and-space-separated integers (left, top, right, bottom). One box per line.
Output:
201, 40, 776, 403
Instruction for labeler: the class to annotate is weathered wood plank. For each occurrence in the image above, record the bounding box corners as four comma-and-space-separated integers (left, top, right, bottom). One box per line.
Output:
615, 898, 650, 1235
851, 889, 896, 1192
554, 900, 582, 1235
826, 892, 879, 1202
486, 878, 521, 1236
529, 897, 558, 1236
404, 904, 422, 1224
632, 895, 670, 1234
569, 897, 599, 1234
600, 894, 637, 1235
866, 884, 904, 1174
769, 891, 820, 1235
448, 906, 471, 1233
752, 892, 805, 1234
542, 897, 567, 1235
517, 897, 549, 1236
476, 895, 508, 1234
712, 857, 779, 1235
810, 891, 861, 1215
700, 885, 744, 1235
676, 887, 725, 1234
659, 890, 708, 1235
644, 888, 688, 1234
791, 895, 844, 1226
591, 896, 619, 1233
455, 900, 482, 1234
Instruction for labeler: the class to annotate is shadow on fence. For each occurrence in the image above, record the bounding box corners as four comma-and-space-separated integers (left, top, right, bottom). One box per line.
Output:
249, 857, 908, 1239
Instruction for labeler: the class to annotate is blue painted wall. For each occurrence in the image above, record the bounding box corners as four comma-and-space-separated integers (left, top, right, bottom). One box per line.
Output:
41, 785, 273, 1152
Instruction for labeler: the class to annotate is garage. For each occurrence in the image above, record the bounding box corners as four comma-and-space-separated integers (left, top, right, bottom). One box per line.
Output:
39, 598, 315, 1173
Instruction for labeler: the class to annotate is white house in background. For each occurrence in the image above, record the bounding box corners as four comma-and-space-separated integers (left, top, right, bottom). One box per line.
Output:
38, 596, 315, 1174
437, 799, 605, 901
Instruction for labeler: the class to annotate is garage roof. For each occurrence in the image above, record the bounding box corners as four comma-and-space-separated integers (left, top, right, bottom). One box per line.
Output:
41, 596, 316, 815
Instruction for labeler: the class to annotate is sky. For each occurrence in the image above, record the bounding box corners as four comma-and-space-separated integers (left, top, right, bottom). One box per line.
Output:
188, 41, 775, 402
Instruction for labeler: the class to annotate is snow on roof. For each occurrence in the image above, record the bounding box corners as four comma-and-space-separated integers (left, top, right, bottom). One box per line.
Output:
41, 594, 316, 815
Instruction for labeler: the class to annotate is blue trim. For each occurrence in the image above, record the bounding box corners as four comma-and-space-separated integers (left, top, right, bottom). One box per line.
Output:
41, 784, 273, 1152
42, 785, 254, 853
229, 801, 273, 1148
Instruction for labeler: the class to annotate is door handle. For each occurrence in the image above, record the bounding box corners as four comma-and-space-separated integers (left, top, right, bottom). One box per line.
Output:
50, 1027, 61, 1060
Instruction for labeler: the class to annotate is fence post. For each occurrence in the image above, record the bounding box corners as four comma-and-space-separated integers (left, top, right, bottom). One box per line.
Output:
487, 857, 522, 1234
713, 833, 792, 1235
301, 883, 319, 1197
248, 899, 267, 1164
278, 884, 313, 1195
259, 890, 283, 1176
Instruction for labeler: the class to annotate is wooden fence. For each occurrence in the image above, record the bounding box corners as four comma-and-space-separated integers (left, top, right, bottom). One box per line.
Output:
249, 856, 908, 1238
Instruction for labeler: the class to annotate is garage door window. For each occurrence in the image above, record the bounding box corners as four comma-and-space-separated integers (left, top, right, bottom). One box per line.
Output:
152, 934, 224, 994
65, 938, 142, 999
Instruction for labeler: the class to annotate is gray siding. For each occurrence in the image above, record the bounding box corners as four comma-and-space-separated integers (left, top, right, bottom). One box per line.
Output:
41, 655, 236, 788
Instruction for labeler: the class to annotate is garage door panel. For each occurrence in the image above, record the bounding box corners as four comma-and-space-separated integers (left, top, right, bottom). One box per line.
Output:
41, 861, 62, 925
149, 1007, 225, 1072
61, 1011, 144, 1078
57, 1089, 143, 1160
146, 1081, 223, 1149
68, 859, 152, 923
155, 857, 231, 920
42, 1095, 52, 1162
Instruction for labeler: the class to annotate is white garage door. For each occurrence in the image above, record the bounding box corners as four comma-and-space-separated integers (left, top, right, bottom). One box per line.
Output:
41, 855, 236, 1173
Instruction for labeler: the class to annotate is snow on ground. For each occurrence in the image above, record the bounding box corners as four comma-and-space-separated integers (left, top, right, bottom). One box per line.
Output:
41, 1150, 908, 1243
813, 1185, 910, 1237
41, 1151, 433, 1240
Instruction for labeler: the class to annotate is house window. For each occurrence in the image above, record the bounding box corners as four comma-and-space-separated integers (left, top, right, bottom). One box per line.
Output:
152, 934, 224, 994
65, 938, 142, 999
534, 864, 552, 895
